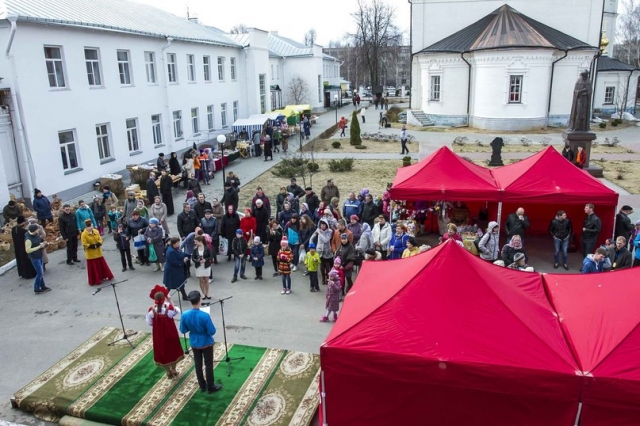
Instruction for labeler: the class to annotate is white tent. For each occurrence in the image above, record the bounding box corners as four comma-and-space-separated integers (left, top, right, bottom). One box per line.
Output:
231, 117, 267, 135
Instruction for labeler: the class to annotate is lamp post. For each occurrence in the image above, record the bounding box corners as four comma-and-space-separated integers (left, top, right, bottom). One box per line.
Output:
217, 134, 226, 193
298, 107, 304, 150
334, 94, 339, 123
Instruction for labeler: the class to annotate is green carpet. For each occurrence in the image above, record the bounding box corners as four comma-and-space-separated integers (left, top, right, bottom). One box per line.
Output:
12, 327, 319, 426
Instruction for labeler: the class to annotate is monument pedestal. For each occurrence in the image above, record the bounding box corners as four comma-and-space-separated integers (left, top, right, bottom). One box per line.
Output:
562, 130, 603, 177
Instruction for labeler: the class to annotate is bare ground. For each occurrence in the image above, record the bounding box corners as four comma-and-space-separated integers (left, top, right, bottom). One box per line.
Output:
592, 160, 640, 194
452, 144, 636, 154
237, 159, 404, 210
394, 121, 638, 133
301, 138, 417, 153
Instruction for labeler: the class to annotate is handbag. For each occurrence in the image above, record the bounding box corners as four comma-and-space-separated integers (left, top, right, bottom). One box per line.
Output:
298, 247, 306, 263
219, 236, 228, 256
148, 244, 158, 262
133, 235, 146, 250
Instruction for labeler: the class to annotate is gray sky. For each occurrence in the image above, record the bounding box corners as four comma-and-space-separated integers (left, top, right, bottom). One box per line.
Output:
131, 0, 411, 46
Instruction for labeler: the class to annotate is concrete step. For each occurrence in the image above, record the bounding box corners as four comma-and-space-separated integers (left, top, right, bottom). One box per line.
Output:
410, 110, 434, 126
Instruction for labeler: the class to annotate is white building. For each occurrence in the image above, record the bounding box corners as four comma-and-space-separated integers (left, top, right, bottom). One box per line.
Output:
593, 56, 639, 115
410, 1, 625, 130
0, 0, 275, 202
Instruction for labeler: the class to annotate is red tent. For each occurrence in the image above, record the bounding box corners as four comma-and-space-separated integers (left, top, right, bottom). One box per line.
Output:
390, 146, 500, 201
492, 147, 618, 238
544, 270, 640, 426
320, 241, 582, 426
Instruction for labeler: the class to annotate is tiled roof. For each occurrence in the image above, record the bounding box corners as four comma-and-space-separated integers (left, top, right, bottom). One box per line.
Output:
0, 0, 241, 47
597, 56, 639, 72
420, 4, 594, 54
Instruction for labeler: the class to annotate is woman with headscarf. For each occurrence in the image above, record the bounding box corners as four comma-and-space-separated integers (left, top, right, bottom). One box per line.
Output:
133, 199, 149, 220
388, 224, 409, 260
81, 219, 114, 285
149, 195, 170, 236
169, 152, 182, 188
356, 222, 373, 255
267, 219, 284, 276
144, 217, 166, 272
501, 234, 527, 266
146, 284, 184, 379
159, 170, 175, 216
11, 216, 36, 279
27, 217, 49, 268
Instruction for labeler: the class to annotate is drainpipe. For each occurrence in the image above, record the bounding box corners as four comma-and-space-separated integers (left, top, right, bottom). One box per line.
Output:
591, 0, 606, 112
460, 52, 471, 127
160, 37, 173, 149
625, 68, 640, 115
408, 0, 413, 108
547, 49, 569, 127
4, 15, 35, 199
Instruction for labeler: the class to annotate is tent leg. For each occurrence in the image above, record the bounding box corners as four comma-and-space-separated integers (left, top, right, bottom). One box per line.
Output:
496, 202, 503, 243
573, 402, 583, 426
321, 370, 328, 426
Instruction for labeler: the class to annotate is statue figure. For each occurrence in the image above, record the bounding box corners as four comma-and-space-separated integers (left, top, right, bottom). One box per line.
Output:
489, 137, 504, 166
567, 70, 592, 132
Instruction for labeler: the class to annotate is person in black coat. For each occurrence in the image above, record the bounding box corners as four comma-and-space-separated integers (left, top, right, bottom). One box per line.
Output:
127, 211, 149, 265
177, 203, 198, 239
11, 216, 36, 279
252, 199, 270, 243
169, 152, 182, 188
614, 205, 634, 245
222, 182, 239, 213
58, 204, 80, 264
304, 188, 320, 221
146, 172, 160, 203
360, 194, 379, 227
608, 236, 633, 270
113, 222, 134, 271
193, 194, 212, 222
164, 237, 190, 300
505, 207, 531, 240
220, 205, 240, 261
160, 170, 175, 216
267, 220, 283, 276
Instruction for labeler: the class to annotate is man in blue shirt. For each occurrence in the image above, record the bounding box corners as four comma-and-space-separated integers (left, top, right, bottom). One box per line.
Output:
179, 291, 222, 393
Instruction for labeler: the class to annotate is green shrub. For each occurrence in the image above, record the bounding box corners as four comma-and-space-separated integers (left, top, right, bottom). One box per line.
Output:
350, 110, 362, 146
615, 118, 623, 124
355, 145, 367, 149
328, 158, 355, 172
307, 162, 320, 172
331, 141, 341, 149
599, 122, 607, 128
386, 106, 402, 123
271, 157, 309, 178
611, 121, 619, 126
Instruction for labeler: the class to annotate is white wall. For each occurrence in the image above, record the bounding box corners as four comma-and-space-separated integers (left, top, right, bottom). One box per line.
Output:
412, 0, 603, 53
594, 70, 640, 113
283, 56, 324, 108
7, 23, 248, 197
418, 55, 469, 117
548, 52, 594, 117
244, 29, 270, 116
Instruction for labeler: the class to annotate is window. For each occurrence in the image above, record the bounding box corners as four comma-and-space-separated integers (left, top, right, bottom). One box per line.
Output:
430, 75, 441, 101
207, 105, 214, 130
217, 57, 225, 81
126, 118, 140, 152
318, 75, 322, 102
145, 51, 157, 83
152, 114, 162, 146
191, 108, 199, 133
84, 48, 102, 87
173, 110, 183, 139
275, 64, 279, 79
233, 101, 239, 122
59, 130, 78, 170
203, 56, 211, 82
117, 50, 132, 85
187, 54, 196, 82
259, 74, 267, 113
96, 124, 111, 160
604, 86, 615, 104
509, 75, 523, 103
44, 46, 66, 88
271, 64, 274, 80
167, 53, 177, 83
221, 103, 227, 127
230, 57, 236, 80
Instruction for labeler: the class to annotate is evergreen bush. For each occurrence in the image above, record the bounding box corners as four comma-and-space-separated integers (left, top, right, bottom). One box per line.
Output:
350, 110, 362, 146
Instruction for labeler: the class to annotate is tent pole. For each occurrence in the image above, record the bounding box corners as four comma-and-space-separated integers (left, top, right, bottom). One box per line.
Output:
321, 370, 328, 426
496, 202, 503, 243
573, 402, 583, 426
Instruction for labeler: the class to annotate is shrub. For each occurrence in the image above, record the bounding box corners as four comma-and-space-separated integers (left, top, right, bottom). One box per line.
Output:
615, 118, 623, 124
387, 106, 402, 123
331, 141, 341, 149
520, 137, 532, 146
355, 145, 367, 149
452, 136, 468, 146
328, 158, 355, 172
599, 122, 607, 128
540, 137, 551, 147
476, 140, 484, 147
271, 157, 309, 178
616, 168, 628, 180
611, 121, 619, 127
307, 162, 320, 172
350, 110, 362, 146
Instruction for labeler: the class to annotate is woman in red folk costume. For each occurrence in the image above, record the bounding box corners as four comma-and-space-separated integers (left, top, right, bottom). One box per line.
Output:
145, 285, 184, 379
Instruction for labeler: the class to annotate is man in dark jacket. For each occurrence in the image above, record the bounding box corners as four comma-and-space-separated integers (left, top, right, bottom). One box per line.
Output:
177, 203, 197, 239
156, 152, 167, 172
58, 204, 80, 265
200, 209, 219, 264
505, 207, 530, 240
581, 203, 602, 258
608, 236, 633, 270
2, 200, 21, 224
252, 199, 270, 243
251, 187, 271, 214
33, 189, 53, 226
221, 205, 241, 261
287, 178, 305, 199
275, 187, 287, 216
360, 194, 379, 227
548, 210, 572, 269
193, 193, 212, 222
614, 205, 634, 246
160, 170, 175, 216
230, 229, 249, 282
222, 181, 239, 213
305, 187, 319, 220
320, 178, 340, 204
146, 172, 160, 203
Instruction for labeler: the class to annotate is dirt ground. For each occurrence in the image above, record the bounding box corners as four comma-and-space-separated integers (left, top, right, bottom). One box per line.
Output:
237, 159, 403, 210
592, 160, 640, 194
398, 121, 638, 133
452, 143, 636, 154
301, 138, 417, 153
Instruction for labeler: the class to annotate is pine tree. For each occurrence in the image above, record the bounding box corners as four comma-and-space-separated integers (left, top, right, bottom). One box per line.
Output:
350, 110, 362, 146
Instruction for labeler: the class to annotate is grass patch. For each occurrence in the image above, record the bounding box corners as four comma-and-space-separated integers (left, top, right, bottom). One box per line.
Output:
302, 138, 414, 153
452, 144, 636, 155
592, 160, 640, 193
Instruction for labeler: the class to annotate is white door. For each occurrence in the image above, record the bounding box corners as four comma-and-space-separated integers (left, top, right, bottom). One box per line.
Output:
0, 114, 22, 197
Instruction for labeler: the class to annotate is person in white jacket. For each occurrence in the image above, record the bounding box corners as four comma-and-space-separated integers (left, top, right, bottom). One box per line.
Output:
372, 214, 392, 259
479, 221, 500, 261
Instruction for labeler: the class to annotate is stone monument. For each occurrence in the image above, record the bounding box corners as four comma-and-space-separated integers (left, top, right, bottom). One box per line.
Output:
488, 137, 504, 166
562, 70, 602, 177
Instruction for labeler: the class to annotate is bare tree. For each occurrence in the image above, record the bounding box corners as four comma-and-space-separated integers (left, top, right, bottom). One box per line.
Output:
287, 75, 310, 104
304, 28, 317, 46
349, 0, 403, 89
615, 0, 640, 66
229, 24, 248, 34
613, 75, 633, 116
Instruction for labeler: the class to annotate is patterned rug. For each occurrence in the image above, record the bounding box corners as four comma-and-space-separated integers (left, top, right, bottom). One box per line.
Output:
12, 327, 319, 426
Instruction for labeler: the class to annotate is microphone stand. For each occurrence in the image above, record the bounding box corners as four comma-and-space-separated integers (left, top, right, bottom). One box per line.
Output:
211, 296, 244, 376
92, 279, 137, 348
170, 281, 193, 358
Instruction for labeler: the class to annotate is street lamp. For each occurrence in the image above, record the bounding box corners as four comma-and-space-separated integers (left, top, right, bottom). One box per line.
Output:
216, 134, 226, 193
298, 107, 304, 150
334, 94, 339, 123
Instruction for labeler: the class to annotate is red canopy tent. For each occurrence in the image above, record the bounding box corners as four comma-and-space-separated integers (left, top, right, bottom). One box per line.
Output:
493, 147, 618, 239
320, 241, 582, 426
544, 270, 640, 426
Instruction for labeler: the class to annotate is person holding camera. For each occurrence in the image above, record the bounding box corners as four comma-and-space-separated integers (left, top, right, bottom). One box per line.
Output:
81, 219, 114, 286
25, 223, 51, 294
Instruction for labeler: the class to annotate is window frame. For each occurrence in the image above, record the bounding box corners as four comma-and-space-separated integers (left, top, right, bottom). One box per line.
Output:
259, 74, 267, 114
217, 57, 225, 81
508, 75, 523, 104
187, 54, 196, 82
95, 123, 112, 161
220, 103, 227, 127
173, 110, 183, 139
44, 45, 67, 88
230, 57, 237, 81
233, 101, 239, 122
151, 114, 163, 146
191, 107, 199, 134
203, 56, 211, 82
145, 51, 157, 84
84, 48, 102, 87
126, 118, 140, 153
207, 105, 214, 130
59, 129, 79, 171
604, 86, 615, 104
430, 75, 441, 101
167, 53, 178, 83
117, 50, 132, 85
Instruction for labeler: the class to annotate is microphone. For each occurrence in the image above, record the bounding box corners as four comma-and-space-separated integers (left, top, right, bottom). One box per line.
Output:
92, 288, 102, 296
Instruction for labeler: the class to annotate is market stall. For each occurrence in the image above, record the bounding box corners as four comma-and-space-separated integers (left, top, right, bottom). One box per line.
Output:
231, 117, 267, 141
